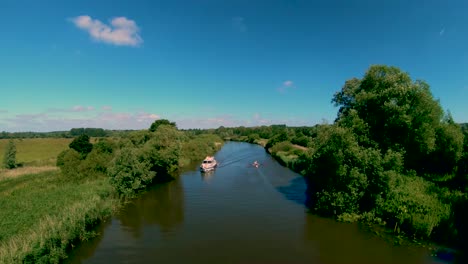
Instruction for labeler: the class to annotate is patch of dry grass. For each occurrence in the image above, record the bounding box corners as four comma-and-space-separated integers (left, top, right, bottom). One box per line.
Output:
0, 166, 58, 181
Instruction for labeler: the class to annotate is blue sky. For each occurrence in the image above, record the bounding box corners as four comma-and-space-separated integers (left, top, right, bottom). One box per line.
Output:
0, 0, 467, 131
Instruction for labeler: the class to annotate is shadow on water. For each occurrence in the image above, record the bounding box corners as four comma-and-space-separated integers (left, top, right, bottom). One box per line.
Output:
117, 179, 185, 239
276, 176, 308, 206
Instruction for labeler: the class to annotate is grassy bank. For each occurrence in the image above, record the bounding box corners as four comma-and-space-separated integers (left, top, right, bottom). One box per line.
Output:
0, 171, 117, 263
0, 124, 224, 263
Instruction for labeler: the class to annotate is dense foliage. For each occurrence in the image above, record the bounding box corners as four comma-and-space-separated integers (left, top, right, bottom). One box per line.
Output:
69, 134, 94, 158
58, 121, 222, 196
2, 139, 16, 169
149, 119, 177, 132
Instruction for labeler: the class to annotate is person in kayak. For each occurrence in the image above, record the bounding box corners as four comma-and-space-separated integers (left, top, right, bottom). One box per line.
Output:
253, 161, 259, 167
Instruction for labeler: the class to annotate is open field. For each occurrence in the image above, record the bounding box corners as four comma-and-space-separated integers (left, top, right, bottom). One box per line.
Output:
0, 138, 72, 167
0, 170, 117, 263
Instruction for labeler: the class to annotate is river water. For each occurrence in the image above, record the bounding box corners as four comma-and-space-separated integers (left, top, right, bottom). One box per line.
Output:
67, 142, 449, 264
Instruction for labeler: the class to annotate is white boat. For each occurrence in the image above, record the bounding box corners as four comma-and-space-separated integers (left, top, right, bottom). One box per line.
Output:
200, 156, 218, 172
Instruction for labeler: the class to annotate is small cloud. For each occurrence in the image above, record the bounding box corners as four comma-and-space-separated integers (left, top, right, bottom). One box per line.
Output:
277, 80, 295, 93
72, 105, 94, 112
70, 15, 143, 47
232, 17, 247, 32
102, 106, 112, 111
135, 112, 160, 122
0, 109, 7, 114
439, 27, 445, 36
46, 106, 94, 113
283, 80, 294, 87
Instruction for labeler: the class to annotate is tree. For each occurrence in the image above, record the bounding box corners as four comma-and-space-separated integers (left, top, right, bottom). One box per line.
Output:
332, 65, 463, 174
3, 139, 16, 169
108, 147, 156, 196
149, 119, 176, 132
69, 134, 93, 157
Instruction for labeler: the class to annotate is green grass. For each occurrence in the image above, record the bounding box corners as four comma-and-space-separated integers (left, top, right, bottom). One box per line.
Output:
0, 138, 72, 166
0, 170, 117, 263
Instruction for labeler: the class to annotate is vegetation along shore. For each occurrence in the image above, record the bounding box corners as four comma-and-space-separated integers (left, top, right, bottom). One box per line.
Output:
0, 120, 223, 263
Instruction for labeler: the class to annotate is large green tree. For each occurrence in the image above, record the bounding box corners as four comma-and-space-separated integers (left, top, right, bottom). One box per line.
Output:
332, 65, 464, 174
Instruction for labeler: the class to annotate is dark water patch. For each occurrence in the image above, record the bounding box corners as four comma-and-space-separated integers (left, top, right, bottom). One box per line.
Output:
276, 176, 307, 206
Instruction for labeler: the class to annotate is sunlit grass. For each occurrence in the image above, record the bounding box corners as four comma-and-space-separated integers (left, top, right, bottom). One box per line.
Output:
0, 170, 117, 263
0, 138, 72, 166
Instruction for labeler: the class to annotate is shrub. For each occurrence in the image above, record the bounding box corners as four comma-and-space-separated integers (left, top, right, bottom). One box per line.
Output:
69, 135, 93, 157
107, 147, 156, 196
59, 149, 82, 179
3, 139, 16, 169
377, 172, 450, 238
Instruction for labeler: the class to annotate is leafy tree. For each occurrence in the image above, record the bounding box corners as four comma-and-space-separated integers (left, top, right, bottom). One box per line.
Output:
69, 134, 93, 157
143, 125, 182, 178
2, 139, 16, 169
149, 119, 176, 132
332, 65, 463, 174
265, 131, 288, 149
108, 147, 156, 196
303, 125, 386, 216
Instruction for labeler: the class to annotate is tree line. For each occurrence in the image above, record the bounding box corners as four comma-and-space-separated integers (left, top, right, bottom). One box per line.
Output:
201, 65, 468, 256
57, 120, 223, 197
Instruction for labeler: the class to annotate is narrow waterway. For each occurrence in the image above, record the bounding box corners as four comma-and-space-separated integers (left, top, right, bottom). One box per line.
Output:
67, 142, 446, 264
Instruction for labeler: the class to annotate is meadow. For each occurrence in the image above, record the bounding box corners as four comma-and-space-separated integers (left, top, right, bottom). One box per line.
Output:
0, 138, 72, 167
0, 137, 117, 263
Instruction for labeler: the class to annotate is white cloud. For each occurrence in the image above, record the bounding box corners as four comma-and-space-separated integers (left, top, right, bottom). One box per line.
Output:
47, 106, 95, 113
277, 80, 295, 93
232, 17, 247, 32
72, 105, 94, 112
70, 15, 143, 47
0, 109, 7, 114
102, 106, 113, 111
439, 27, 445, 36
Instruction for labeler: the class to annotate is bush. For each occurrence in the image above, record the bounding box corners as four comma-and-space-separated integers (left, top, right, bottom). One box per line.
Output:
377, 172, 451, 238
59, 149, 82, 179
304, 125, 385, 216
291, 135, 310, 147
56, 149, 71, 167
107, 147, 156, 196
69, 135, 93, 157
3, 139, 16, 169
270, 141, 293, 153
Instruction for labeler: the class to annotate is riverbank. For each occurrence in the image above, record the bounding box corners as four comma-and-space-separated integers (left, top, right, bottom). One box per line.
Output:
0, 129, 223, 263
0, 171, 118, 263
224, 137, 464, 261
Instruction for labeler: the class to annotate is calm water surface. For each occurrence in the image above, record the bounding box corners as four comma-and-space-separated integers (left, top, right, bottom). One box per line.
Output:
68, 142, 448, 264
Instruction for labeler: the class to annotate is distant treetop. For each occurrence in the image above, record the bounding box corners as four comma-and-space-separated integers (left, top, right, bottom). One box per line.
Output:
149, 119, 177, 132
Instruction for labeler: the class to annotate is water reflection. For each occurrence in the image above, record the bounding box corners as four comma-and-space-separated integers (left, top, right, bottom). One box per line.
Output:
302, 214, 429, 264
65, 220, 111, 264
201, 170, 215, 182
117, 179, 184, 239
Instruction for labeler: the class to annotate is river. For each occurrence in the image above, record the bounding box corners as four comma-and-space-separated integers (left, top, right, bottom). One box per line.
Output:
67, 142, 450, 264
